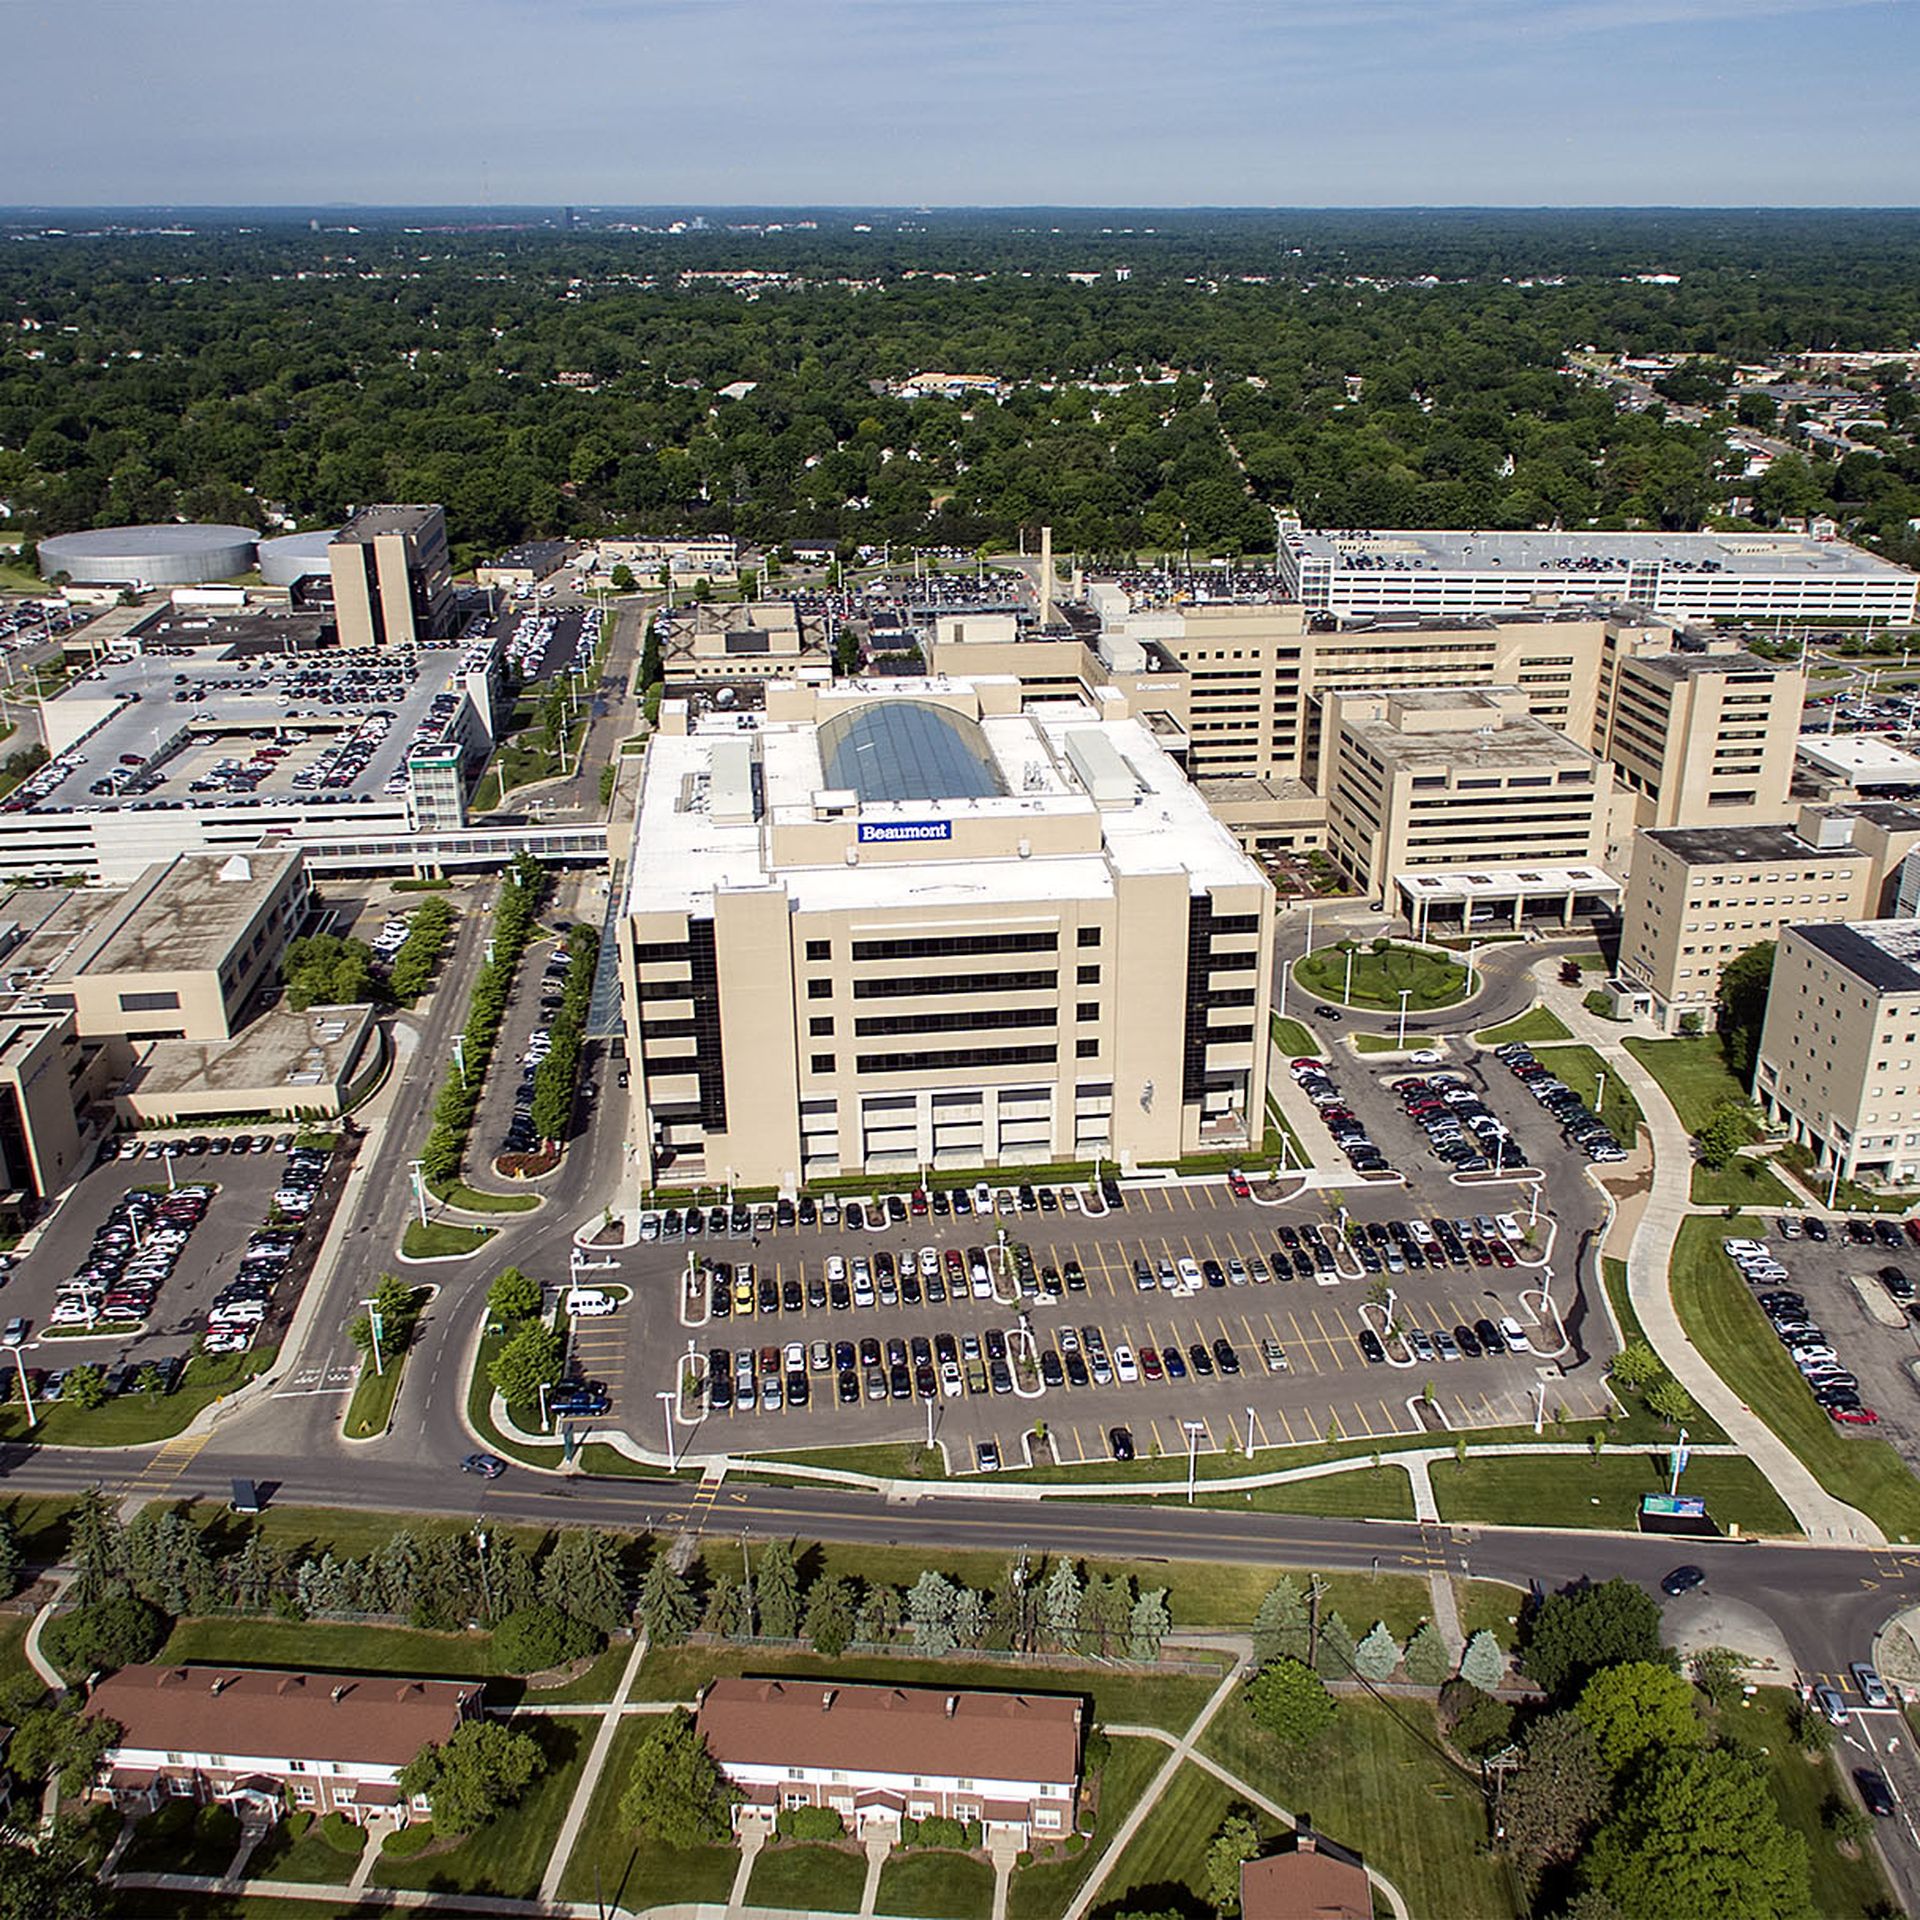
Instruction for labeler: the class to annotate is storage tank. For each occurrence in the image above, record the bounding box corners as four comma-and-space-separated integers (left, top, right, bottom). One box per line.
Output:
257, 529, 341, 588
38, 523, 258, 587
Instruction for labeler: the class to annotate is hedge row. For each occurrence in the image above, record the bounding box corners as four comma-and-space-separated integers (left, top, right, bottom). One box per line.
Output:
529, 928, 598, 1145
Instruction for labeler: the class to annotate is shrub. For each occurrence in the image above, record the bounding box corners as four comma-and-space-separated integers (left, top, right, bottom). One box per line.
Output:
46, 1594, 168, 1676
319, 1811, 364, 1854
492, 1603, 598, 1674
775, 1806, 846, 1841
382, 1821, 437, 1858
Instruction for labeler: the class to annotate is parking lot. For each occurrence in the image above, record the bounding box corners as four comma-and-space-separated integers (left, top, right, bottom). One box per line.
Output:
1721, 1213, 1920, 1465
582, 1167, 1611, 1470
1, 1133, 351, 1407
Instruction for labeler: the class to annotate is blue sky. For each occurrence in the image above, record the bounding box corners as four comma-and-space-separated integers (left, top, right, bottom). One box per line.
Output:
5, 0, 1916, 207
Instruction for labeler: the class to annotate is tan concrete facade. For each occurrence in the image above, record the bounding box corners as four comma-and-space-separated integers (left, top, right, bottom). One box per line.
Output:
1319, 688, 1614, 905
656, 600, 829, 685
620, 677, 1272, 1189
1754, 922, 1920, 1185
0, 1006, 94, 1201
328, 506, 454, 650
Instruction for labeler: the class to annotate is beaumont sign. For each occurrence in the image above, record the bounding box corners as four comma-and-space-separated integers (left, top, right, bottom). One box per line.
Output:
858, 821, 952, 845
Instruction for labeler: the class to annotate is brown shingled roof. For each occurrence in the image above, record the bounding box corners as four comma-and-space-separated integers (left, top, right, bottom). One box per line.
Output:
697, 1679, 1082, 1785
1240, 1844, 1372, 1920
86, 1665, 478, 1769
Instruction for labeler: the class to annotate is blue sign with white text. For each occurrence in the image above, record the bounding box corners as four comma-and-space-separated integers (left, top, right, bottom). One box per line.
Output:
858, 820, 953, 844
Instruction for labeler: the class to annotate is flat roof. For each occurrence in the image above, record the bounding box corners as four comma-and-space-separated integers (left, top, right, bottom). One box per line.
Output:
1644, 824, 1866, 866
1796, 734, 1920, 786
333, 505, 442, 544
1396, 863, 1620, 900
121, 1000, 376, 1099
1628, 646, 1784, 680
66, 851, 298, 977
1288, 526, 1916, 580
1794, 920, 1920, 995
1339, 701, 1601, 774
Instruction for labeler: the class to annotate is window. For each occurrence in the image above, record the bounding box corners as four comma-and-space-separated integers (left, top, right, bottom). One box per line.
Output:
1077, 1038, 1099, 1058
1078, 927, 1102, 948
118, 990, 181, 1013
1077, 1002, 1099, 1022
288, 1760, 307, 1774
808, 979, 832, 1000
809, 1017, 834, 1037
810, 1053, 836, 1073
1077, 964, 1100, 985
806, 940, 832, 961
293, 1783, 317, 1806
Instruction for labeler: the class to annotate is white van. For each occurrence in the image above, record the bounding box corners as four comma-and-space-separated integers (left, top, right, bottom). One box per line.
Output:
564, 1288, 617, 1317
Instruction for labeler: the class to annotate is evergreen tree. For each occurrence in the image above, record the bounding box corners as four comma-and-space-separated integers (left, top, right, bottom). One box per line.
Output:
0, 1514, 23, 1602
803, 1575, 857, 1655
68, 1488, 126, 1612
1128, 1587, 1171, 1661
1250, 1577, 1309, 1667
1313, 1610, 1357, 1681
1352, 1621, 1401, 1682
1041, 1560, 1082, 1651
1081, 1573, 1130, 1657
755, 1539, 801, 1640
372, 1529, 424, 1616
1403, 1622, 1452, 1687
1459, 1629, 1507, 1691
907, 1571, 958, 1654
1203, 1812, 1262, 1916
854, 1583, 901, 1645
226, 1532, 285, 1614
539, 1529, 628, 1633
953, 1586, 989, 1651
703, 1571, 742, 1638
411, 1532, 477, 1631
637, 1556, 697, 1646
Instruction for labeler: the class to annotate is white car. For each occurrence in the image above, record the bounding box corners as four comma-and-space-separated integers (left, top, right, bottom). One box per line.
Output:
1407, 1048, 1444, 1066
825, 1254, 846, 1281
918, 1247, 939, 1277
1113, 1345, 1139, 1383
1176, 1257, 1203, 1291
1498, 1315, 1534, 1354
940, 1359, 963, 1398
1495, 1212, 1522, 1242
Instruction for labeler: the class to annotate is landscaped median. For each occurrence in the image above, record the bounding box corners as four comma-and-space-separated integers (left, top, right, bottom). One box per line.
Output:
1475, 1005, 1572, 1047
1292, 938, 1468, 1012
401, 1217, 496, 1260
1671, 1212, 1920, 1540
0, 1348, 272, 1446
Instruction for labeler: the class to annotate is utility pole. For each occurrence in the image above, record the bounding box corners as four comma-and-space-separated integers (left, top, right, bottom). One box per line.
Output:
1306, 1574, 1327, 1668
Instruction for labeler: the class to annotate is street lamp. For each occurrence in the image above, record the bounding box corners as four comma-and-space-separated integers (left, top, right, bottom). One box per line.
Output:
10, 1347, 35, 1429
1593, 1070, 1606, 1118
656, 1388, 679, 1469
538, 1378, 551, 1430
1245, 1405, 1258, 1457
1343, 944, 1356, 1005
408, 1159, 429, 1228
1183, 1420, 1206, 1504
360, 1298, 386, 1377
453, 1036, 467, 1089
1396, 987, 1412, 1051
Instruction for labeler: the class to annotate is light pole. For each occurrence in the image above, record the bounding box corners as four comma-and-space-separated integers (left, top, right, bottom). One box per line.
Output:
656, 1388, 679, 1469
1396, 988, 1412, 1051
1245, 1405, 1257, 1457
1532, 1380, 1547, 1436
925, 1394, 936, 1448
10, 1347, 34, 1429
408, 1159, 429, 1228
1668, 1425, 1690, 1498
1593, 1070, 1606, 1117
538, 1378, 552, 1430
453, 1036, 467, 1089
1184, 1420, 1205, 1503
1466, 942, 1478, 996
361, 1298, 386, 1377
1343, 944, 1356, 1005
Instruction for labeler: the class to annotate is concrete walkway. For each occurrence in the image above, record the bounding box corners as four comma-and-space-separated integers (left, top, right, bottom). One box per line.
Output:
1060, 1658, 1245, 1920
726, 1814, 770, 1916
1538, 977, 1885, 1545
537, 1629, 652, 1903
986, 1828, 1023, 1920
857, 1826, 895, 1919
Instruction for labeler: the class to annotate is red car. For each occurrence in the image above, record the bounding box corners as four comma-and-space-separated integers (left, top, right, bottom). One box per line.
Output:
1227, 1169, 1251, 1198
1830, 1405, 1881, 1425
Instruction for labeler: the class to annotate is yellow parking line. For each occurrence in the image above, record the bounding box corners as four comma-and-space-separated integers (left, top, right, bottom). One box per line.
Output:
1380, 1398, 1404, 1433
1274, 1405, 1297, 1444
1349, 1401, 1376, 1436
1148, 1415, 1169, 1455
1249, 1408, 1273, 1450
1312, 1308, 1350, 1369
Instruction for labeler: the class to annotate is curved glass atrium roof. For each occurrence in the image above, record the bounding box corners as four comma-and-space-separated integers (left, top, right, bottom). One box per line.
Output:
818, 701, 1008, 804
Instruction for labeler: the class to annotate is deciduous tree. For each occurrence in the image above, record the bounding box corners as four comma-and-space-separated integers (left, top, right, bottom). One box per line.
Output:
619, 1707, 736, 1846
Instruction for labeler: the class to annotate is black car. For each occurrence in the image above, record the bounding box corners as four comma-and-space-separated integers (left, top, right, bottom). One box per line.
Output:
782, 1278, 803, 1314
1109, 1426, 1135, 1462
888, 1364, 912, 1400
1064, 1350, 1089, 1386
1357, 1328, 1386, 1364
1660, 1564, 1706, 1597
1855, 1768, 1896, 1818
1187, 1341, 1215, 1378
1453, 1323, 1482, 1358
1212, 1337, 1241, 1376
1314, 1004, 1343, 1021
1040, 1350, 1065, 1388
836, 1369, 859, 1405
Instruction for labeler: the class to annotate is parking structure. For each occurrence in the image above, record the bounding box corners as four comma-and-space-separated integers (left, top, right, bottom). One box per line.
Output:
605, 1170, 1611, 1470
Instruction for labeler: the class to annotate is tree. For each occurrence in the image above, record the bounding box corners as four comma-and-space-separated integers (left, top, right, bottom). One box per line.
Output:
1521, 1579, 1668, 1700
1080, 1573, 1130, 1658
1128, 1587, 1170, 1661
399, 1719, 544, 1835
1313, 1610, 1356, 1681
1825, 1794, 1872, 1847
493, 1604, 595, 1674
1459, 1629, 1507, 1691
0, 1832, 99, 1918
350, 1274, 421, 1363
1715, 942, 1777, 1080
1607, 1342, 1664, 1394
45, 1594, 166, 1676
1250, 1577, 1310, 1667
1243, 1658, 1337, 1748
1402, 1622, 1452, 1687
804, 1575, 857, 1655
755, 1539, 801, 1641
1352, 1621, 1400, 1683
487, 1267, 543, 1324
1438, 1678, 1514, 1758
1584, 1746, 1815, 1920
12, 1702, 119, 1798
953, 1586, 990, 1651
281, 933, 377, 1011
60, 1364, 106, 1412
1042, 1560, 1082, 1651
489, 1321, 565, 1409
609, 563, 636, 591
1203, 1811, 1261, 1915
1690, 1645, 1745, 1711
637, 1556, 696, 1646
907, 1570, 958, 1655
854, 1583, 900, 1645
1499, 1712, 1610, 1896
1644, 1376, 1696, 1425
1695, 1101, 1756, 1171
539, 1529, 629, 1634
619, 1707, 737, 1846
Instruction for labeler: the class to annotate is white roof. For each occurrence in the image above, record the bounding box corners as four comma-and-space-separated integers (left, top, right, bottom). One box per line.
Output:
1395, 862, 1621, 902
1796, 733, 1920, 786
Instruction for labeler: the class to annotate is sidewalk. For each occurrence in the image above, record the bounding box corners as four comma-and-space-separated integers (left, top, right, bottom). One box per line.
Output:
1536, 974, 1884, 1546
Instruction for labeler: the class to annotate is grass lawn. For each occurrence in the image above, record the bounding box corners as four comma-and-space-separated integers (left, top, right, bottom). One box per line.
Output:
1690, 1156, 1794, 1207
0, 1348, 272, 1445
1733, 1690, 1897, 1919
160, 1615, 499, 1680
1671, 1214, 1920, 1541
1201, 1693, 1509, 1920
523, 1639, 633, 1705
373, 1716, 584, 1898
120, 1801, 243, 1878
742, 1440, 941, 1479
399, 1218, 494, 1260
1475, 1005, 1572, 1047
152, 1499, 575, 1568
1622, 1034, 1752, 1131
1270, 1016, 1322, 1058
1294, 942, 1468, 1012
554, 1717, 738, 1905
747, 1842, 869, 1912
1010, 1735, 1163, 1920
466, 1327, 567, 1469
432, 1178, 540, 1214
0, 1493, 82, 1564
1188, 1464, 1416, 1519
1351, 1031, 1415, 1054
1530, 1044, 1644, 1145
876, 1849, 996, 1920
0, 1613, 36, 1698
1456, 1579, 1526, 1646
248, 1812, 368, 1885
1092, 1761, 1263, 1917
633, 1643, 1224, 1738
342, 1352, 404, 1440
1430, 1450, 1801, 1535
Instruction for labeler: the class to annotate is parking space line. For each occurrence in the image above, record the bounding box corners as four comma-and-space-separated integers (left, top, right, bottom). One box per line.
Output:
1273, 1405, 1297, 1443
1312, 1307, 1350, 1369
1275, 1308, 1320, 1374
1148, 1414, 1169, 1455
1380, 1398, 1405, 1433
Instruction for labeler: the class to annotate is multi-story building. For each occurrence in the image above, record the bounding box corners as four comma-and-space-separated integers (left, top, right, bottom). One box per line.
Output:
598, 535, 740, 584
1617, 814, 1888, 1030
328, 506, 454, 650
652, 600, 830, 687
1274, 520, 1920, 627
696, 1678, 1083, 1843
1318, 688, 1617, 923
91, 1664, 481, 1828
1753, 920, 1920, 1186
618, 675, 1274, 1188
0, 1004, 107, 1204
